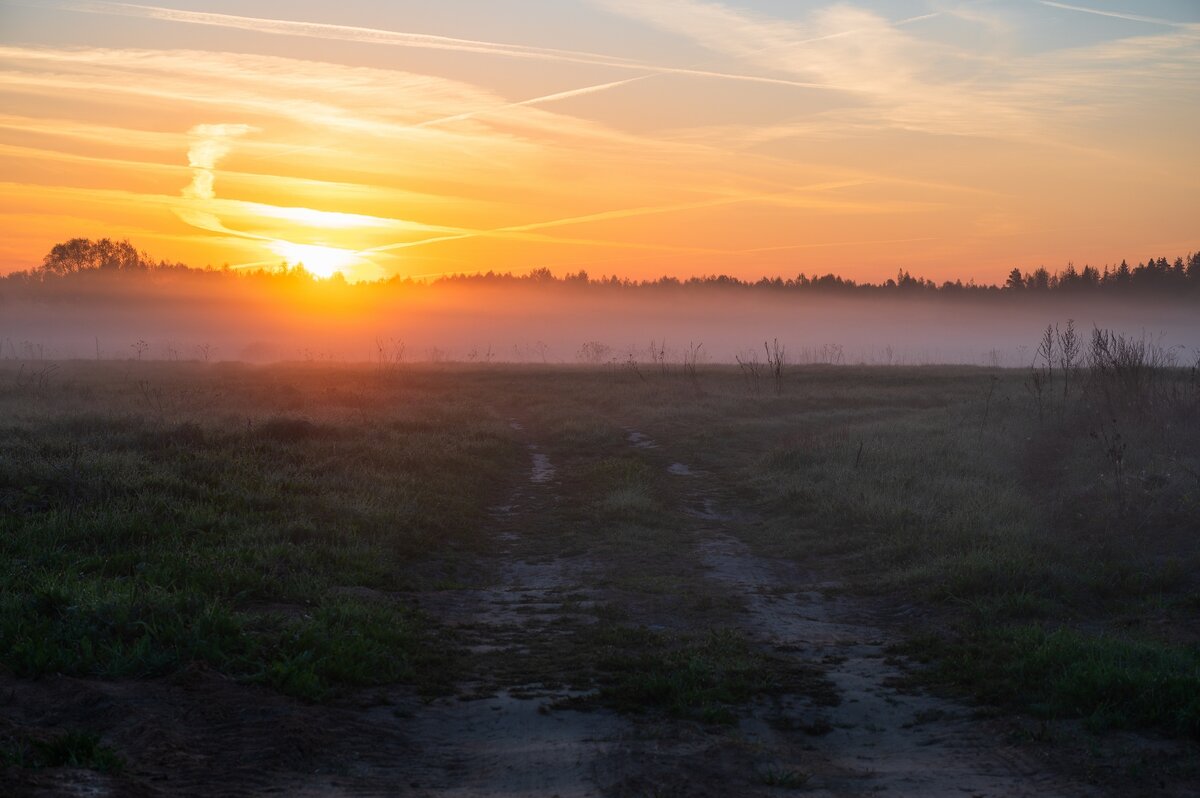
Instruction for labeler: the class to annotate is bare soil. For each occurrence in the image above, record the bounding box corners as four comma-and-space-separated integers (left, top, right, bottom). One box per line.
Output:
2, 418, 1189, 796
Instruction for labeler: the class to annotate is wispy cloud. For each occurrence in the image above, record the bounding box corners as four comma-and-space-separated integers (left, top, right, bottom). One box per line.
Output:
4, 2, 1196, 280
363, 179, 875, 255
63, 1, 644, 65
594, 0, 1200, 140
183, 124, 254, 200
594, 0, 1021, 136
59, 1, 846, 93
1039, 1, 1190, 28
414, 76, 651, 130
0, 43, 877, 206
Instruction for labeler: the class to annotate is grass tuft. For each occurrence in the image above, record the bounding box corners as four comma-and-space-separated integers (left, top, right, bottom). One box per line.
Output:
2, 731, 123, 773
904, 626, 1200, 736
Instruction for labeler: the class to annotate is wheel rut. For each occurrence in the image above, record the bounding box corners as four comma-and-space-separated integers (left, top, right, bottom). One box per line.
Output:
624, 427, 1092, 797
398, 419, 624, 797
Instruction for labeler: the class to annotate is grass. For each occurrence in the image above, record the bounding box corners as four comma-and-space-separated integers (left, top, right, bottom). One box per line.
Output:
708, 364, 1199, 735
903, 626, 1200, 736
2, 730, 123, 773
0, 355, 1196, 738
591, 627, 780, 724
758, 767, 810, 788
519, 359, 1200, 736
0, 361, 520, 698
543, 623, 828, 724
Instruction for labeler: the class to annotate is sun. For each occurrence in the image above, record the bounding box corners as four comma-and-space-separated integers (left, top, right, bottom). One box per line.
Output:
270, 241, 362, 278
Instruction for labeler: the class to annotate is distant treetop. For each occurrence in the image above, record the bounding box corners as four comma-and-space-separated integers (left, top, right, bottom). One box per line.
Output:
9, 237, 1200, 299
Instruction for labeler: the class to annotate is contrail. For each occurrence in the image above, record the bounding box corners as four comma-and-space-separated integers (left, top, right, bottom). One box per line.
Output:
362, 180, 870, 256
751, 9, 944, 56
59, 1, 848, 92
361, 196, 752, 255
414, 76, 651, 129
1039, 1, 1188, 28
735, 235, 941, 255
63, 1, 644, 64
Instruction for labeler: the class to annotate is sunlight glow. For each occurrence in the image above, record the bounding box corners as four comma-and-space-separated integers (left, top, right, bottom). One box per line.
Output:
269, 241, 363, 278
1, 1, 1197, 281
254, 205, 393, 229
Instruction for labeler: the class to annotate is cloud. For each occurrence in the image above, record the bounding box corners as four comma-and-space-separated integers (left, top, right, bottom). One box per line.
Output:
66, 1, 644, 66
183, 123, 254, 200
1039, 1, 1189, 28
58, 1, 845, 93
363, 178, 876, 255
414, 76, 651, 130
593, 0, 1013, 135
593, 0, 1200, 141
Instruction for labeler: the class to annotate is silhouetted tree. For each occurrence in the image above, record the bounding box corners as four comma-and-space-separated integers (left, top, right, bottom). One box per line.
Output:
1080, 265, 1100, 288
39, 238, 150, 276
1113, 259, 1132, 285
8, 237, 1198, 303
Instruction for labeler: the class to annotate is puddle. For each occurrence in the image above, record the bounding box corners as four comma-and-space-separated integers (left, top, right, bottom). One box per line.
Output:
684, 497, 740, 522
399, 690, 621, 797
531, 452, 556, 483
626, 430, 658, 449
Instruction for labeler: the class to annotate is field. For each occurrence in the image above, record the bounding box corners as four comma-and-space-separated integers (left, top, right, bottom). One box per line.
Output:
1, 355, 1198, 796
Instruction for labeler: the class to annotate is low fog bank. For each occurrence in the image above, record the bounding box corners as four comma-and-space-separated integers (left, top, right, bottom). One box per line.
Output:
2, 285, 1197, 367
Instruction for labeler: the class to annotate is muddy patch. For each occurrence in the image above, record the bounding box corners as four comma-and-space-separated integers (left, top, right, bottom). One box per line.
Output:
625, 430, 658, 449
394, 423, 630, 797
0, 669, 420, 797
394, 691, 621, 798
411, 557, 599, 632
684, 497, 750, 523
697, 534, 1085, 797
529, 446, 556, 484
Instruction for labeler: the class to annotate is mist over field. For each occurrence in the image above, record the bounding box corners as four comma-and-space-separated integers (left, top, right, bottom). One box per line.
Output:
4, 277, 1199, 366
4, 0, 1200, 793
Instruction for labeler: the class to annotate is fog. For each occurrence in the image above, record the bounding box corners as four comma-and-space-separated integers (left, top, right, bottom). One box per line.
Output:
2, 274, 1197, 367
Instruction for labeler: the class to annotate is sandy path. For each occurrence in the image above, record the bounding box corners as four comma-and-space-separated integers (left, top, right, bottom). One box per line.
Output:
399, 423, 624, 797
618, 426, 1090, 796
697, 533, 1089, 797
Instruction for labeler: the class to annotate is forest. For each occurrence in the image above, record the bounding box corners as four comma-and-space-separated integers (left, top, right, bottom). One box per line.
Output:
5, 238, 1199, 300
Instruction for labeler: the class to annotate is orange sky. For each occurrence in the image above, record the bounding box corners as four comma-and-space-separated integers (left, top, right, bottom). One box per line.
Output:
1, 0, 1198, 282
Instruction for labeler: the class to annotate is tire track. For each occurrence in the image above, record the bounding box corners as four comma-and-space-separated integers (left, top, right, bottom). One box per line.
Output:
399, 417, 624, 797
622, 426, 1092, 797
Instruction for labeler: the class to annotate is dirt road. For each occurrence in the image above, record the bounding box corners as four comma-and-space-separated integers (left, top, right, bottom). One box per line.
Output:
3, 418, 1096, 797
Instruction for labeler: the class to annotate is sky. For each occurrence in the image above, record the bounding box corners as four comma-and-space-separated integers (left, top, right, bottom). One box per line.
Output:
1, 0, 1198, 283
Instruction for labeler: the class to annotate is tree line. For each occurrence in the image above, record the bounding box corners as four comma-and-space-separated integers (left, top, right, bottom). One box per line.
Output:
6, 237, 1200, 299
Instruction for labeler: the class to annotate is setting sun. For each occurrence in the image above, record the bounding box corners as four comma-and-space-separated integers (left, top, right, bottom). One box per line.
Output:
268, 241, 363, 279
2, 0, 1197, 282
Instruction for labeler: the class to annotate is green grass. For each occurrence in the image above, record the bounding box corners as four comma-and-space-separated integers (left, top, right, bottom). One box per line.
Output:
588, 627, 783, 724
1, 358, 1197, 738
758, 767, 811, 788
2, 730, 123, 773
903, 626, 1200, 736
0, 362, 520, 697
543, 363, 1200, 736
